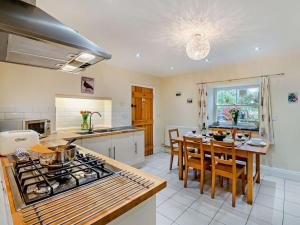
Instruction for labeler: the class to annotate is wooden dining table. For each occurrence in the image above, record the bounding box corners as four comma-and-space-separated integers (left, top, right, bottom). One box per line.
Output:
174, 136, 269, 205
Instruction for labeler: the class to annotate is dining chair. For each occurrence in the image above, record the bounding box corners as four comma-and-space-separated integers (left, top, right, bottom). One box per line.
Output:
210, 140, 246, 207
183, 136, 210, 194
168, 128, 180, 170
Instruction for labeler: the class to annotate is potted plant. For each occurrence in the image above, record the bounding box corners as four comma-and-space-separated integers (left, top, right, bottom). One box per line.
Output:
80, 111, 91, 130
229, 107, 240, 126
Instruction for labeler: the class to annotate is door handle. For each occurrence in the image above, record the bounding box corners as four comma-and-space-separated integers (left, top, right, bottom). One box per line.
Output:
134, 142, 138, 154
108, 148, 111, 158
113, 146, 116, 160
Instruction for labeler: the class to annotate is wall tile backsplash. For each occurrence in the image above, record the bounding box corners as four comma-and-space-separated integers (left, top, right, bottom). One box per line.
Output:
0, 98, 131, 132
55, 97, 112, 130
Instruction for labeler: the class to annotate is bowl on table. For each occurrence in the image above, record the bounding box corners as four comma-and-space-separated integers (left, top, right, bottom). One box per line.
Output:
192, 130, 196, 134
237, 133, 243, 139
213, 131, 227, 141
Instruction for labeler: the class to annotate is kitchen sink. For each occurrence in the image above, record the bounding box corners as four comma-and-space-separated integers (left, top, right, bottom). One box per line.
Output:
75, 126, 137, 135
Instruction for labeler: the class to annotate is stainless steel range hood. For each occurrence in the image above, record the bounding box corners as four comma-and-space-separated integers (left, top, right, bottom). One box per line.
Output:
0, 0, 111, 73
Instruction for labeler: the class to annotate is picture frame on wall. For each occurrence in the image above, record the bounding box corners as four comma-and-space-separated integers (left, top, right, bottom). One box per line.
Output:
288, 92, 298, 103
81, 77, 94, 94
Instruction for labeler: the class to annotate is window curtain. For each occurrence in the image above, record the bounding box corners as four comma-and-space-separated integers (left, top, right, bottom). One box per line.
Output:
198, 83, 208, 129
259, 77, 275, 144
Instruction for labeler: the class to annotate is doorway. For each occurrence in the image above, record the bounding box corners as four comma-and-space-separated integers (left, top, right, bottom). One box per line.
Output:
131, 86, 153, 156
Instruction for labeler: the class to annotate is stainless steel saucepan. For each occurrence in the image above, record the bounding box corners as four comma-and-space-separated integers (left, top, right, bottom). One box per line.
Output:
39, 139, 77, 168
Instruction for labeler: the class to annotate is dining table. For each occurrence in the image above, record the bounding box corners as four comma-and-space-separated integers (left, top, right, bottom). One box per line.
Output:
174, 136, 269, 205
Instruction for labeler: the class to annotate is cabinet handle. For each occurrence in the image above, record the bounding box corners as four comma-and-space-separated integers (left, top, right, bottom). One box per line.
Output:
135, 142, 138, 154
113, 146, 116, 160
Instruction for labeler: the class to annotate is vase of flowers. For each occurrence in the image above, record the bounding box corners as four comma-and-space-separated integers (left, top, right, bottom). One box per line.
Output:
80, 111, 90, 130
229, 107, 240, 126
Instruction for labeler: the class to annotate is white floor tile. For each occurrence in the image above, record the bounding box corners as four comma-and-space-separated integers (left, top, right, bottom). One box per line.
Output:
246, 216, 272, 225
223, 195, 252, 214
170, 189, 199, 206
156, 213, 174, 225
214, 204, 248, 225
283, 214, 300, 225
258, 185, 285, 199
255, 193, 284, 211
157, 198, 189, 220
190, 194, 223, 218
157, 193, 169, 207
250, 204, 283, 225
210, 219, 226, 225
175, 208, 211, 225
159, 186, 179, 198
285, 191, 300, 205
284, 200, 300, 218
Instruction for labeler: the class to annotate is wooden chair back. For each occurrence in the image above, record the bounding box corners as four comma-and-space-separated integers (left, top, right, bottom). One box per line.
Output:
210, 140, 237, 172
183, 136, 204, 162
168, 128, 179, 150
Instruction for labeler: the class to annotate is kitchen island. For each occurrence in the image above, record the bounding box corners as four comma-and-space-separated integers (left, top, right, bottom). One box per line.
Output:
0, 145, 166, 225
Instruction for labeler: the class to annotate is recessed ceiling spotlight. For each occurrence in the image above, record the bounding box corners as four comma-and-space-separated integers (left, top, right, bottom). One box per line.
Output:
170, 66, 174, 70
254, 47, 261, 52
205, 58, 209, 62
136, 53, 141, 58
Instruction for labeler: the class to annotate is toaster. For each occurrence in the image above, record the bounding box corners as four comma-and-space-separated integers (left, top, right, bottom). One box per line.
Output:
0, 130, 40, 156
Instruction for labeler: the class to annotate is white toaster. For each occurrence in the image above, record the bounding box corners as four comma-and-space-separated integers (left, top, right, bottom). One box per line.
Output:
0, 130, 40, 156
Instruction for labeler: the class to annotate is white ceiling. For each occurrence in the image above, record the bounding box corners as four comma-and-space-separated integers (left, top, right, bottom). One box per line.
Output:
38, 0, 300, 76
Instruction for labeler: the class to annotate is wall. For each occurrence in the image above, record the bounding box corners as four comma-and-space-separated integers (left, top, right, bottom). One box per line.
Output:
160, 53, 300, 172
0, 62, 164, 152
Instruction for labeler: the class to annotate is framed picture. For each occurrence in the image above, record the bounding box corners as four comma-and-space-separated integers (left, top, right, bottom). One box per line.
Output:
187, 98, 193, 104
81, 77, 94, 94
288, 92, 298, 103
176, 91, 182, 97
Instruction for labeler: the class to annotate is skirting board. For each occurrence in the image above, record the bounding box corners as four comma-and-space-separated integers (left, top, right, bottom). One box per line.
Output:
261, 165, 300, 182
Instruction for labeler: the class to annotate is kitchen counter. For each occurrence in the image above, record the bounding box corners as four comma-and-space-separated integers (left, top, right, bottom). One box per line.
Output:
42, 126, 145, 142
0, 142, 166, 225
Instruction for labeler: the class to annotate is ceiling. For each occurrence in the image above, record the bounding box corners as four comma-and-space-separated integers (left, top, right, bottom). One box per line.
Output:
37, 0, 300, 76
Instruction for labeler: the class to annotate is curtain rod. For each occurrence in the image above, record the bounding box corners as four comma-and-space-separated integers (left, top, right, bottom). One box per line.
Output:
196, 73, 285, 85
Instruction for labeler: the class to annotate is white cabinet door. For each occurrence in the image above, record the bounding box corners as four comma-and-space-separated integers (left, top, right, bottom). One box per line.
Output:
111, 133, 134, 165
133, 131, 145, 167
0, 162, 13, 225
81, 136, 112, 157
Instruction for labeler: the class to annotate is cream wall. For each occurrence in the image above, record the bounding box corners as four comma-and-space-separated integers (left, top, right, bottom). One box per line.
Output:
0, 62, 164, 151
160, 53, 300, 172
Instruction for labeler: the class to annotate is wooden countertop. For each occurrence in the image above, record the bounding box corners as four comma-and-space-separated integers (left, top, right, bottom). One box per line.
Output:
42, 127, 145, 142
1, 144, 166, 225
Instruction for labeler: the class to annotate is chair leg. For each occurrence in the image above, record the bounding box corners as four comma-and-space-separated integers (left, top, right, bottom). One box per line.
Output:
200, 169, 204, 194
232, 176, 236, 207
219, 176, 223, 188
211, 171, 216, 199
169, 153, 173, 170
184, 165, 189, 188
241, 173, 245, 195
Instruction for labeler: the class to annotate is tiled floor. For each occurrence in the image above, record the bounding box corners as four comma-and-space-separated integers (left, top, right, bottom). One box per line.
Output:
140, 151, 300, 225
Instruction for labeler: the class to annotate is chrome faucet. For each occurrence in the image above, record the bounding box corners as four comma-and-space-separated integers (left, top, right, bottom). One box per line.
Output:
89, 112, 102, 132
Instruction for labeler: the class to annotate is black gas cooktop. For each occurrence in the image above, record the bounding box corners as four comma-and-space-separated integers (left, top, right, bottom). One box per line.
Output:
10, 151, 116, 206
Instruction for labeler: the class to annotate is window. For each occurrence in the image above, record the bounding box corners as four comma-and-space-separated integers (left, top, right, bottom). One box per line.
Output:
214, 85, 259, 125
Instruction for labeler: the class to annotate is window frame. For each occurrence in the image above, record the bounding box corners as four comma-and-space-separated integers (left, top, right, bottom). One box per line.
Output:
213, 84, 260, 125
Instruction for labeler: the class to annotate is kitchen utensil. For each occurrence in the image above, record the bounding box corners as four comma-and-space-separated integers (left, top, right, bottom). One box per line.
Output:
66, 138, 77, 146
39, 144, 77, 168
0, 130, 40, 156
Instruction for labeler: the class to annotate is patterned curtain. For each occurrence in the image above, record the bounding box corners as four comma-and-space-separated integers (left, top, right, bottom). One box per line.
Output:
259, 77, 275, 144
198, 83, 208, 129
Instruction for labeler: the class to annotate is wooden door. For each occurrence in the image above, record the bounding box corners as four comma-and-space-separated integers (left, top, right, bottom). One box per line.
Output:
131, 86, 153, 156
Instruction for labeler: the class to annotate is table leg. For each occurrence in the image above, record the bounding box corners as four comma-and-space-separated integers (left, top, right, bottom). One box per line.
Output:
178, 141, 183, 180
255, 154, 261, 184
247, 152, 253, 204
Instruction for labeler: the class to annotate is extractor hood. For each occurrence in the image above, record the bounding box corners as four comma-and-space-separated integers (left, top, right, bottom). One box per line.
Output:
0, 0, 111, 73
